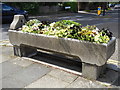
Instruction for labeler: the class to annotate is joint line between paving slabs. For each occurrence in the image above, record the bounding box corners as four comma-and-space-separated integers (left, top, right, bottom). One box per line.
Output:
65, 76, 79, 88
24, 70, 51, 88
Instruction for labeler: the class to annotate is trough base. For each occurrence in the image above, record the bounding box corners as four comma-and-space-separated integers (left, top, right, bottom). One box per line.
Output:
13, 45, 37, 57
13, 45, 106, 80
82, 63, 106, 80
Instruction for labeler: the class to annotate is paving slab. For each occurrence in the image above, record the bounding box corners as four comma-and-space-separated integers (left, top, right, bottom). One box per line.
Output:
66, 76, 107, 88
25, 74, 69, 88
1, 61, 23, 79
48, 69, 78, 83
10, 57, 35, 67
7, 63, 51, 86
0, 46, 16, 63
0, 79, 2, 89
2, 76, 26, 88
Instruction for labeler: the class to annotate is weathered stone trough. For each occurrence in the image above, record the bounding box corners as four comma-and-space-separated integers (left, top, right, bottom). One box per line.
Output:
9, 15, 116, 80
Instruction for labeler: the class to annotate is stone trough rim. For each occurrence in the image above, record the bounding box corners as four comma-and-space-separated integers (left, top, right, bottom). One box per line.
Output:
9, 30, 116, 47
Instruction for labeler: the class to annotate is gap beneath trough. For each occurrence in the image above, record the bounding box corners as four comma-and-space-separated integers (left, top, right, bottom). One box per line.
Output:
30, 49, 82, 73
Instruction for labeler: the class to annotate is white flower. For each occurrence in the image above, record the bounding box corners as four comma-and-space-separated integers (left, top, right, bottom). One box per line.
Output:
22, 25, 29, 30
22, 25, 32, 32
96, 27, 99, 30
32, 25, 39, 30
71, 24, 74, 27
94, 34, 100, 41
50, 22, 55, 27
92, 30, 99, 34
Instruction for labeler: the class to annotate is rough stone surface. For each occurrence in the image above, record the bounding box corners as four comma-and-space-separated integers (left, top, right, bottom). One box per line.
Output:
82, 63, 106, 80
48, 69, 78, 83
9, 30, 116, 66
10, 15, 26, 30
66, 77, 107, 88
25, 75, 69, 88
7, 63, 51, 85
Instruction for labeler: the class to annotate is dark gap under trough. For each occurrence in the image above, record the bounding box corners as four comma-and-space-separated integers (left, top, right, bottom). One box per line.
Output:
30, 49, 82, 72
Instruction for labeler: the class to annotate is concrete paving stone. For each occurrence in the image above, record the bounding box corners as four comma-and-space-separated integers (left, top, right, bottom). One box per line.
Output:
0, 63, 2, 79
48, 69, 78, 83
1, 61, 23, 78
7, 63, 51, 86
0, 79, 2, 89
66, 77, 107, 88
25, 74, 69, 88
0, 54, 17, 63
0, 46, 16, 63
2, 76, 26, 88
1, 46, 13, 56
10, 57, 35, 67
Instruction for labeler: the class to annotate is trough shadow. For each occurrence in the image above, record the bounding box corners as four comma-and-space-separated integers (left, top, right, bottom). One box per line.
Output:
112, 75, 120, 86
97, 68, 120, 87
31, 49, 82, 73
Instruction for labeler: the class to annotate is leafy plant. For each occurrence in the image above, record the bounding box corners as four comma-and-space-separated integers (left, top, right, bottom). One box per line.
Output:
20, 19, 113, 44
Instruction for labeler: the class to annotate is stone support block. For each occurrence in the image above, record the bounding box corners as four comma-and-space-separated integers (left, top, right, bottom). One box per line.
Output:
82, 63, 106, 80
13, 45, 37, 57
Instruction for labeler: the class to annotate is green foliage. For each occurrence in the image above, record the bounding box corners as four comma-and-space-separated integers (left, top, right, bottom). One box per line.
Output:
44, 20, 81, 38
25, 19, 41, 26
63, 2, 78, 12
20, 19, 112, 44
5, 2, 39, 15
53, 20, 81, 28
109, 2, 120, 4
4, 2, 59, 15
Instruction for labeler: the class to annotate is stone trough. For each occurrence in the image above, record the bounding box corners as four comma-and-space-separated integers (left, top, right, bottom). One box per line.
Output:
9, 15, 116, 80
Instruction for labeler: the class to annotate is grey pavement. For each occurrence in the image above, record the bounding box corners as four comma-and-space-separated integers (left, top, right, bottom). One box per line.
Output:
0, 24, 10, 41
0, 11, 120, 88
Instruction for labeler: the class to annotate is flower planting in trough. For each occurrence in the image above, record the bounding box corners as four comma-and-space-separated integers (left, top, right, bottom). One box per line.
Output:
9, 15, 116, 80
